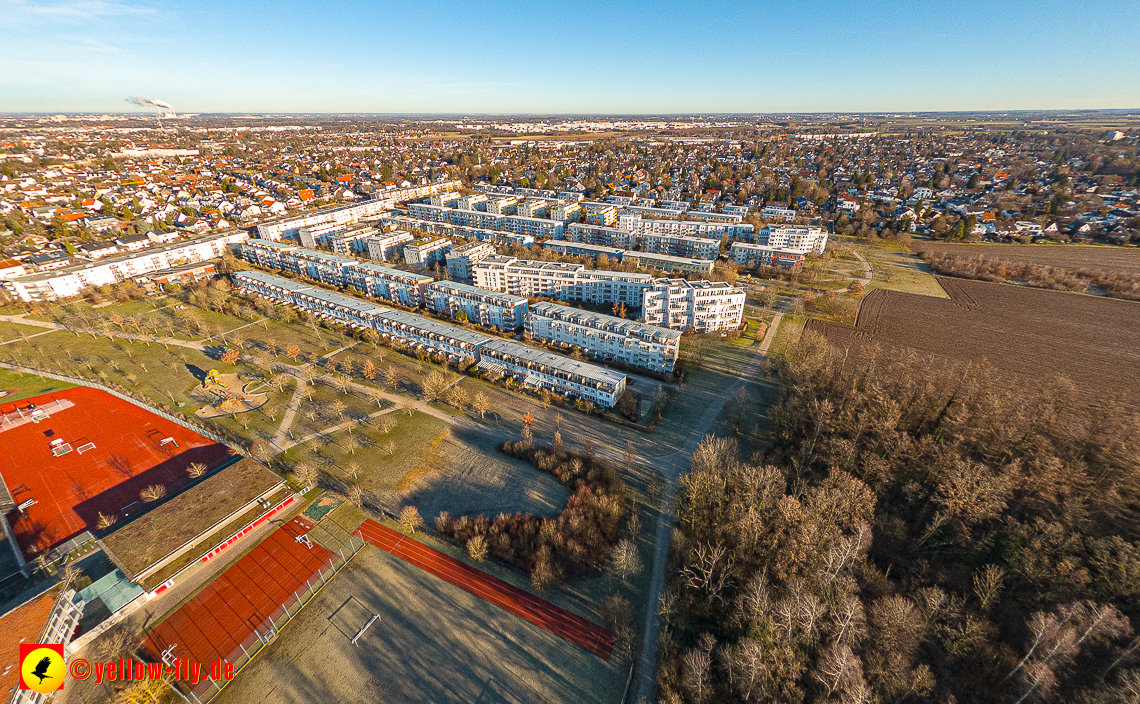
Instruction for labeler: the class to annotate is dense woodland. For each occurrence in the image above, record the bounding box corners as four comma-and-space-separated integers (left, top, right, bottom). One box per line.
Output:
657, 331, 1140, 703
921, 251, 1140, 301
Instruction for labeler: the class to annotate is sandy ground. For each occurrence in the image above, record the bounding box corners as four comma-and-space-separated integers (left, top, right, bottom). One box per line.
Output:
214, 546, 625, 704
399, 434, 571, 522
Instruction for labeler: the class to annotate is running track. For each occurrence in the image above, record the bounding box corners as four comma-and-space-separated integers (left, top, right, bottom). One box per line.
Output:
144, 518, 334, 668
356, 520, 614, 660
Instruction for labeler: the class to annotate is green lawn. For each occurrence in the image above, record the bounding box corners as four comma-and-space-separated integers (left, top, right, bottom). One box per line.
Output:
0, 366, 77, 403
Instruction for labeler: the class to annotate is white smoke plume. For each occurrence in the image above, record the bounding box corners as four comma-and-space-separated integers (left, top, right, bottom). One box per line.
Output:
126, 96, 174, 111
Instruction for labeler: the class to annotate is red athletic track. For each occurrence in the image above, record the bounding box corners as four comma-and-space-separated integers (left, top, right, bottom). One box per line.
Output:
0, 387, 231, 558
357, 520, 614, 660
144, 518, 333, 668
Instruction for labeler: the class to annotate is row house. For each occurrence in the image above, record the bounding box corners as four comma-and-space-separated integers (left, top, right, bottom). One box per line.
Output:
624, 251, 716, 276
476, 339, 626, 409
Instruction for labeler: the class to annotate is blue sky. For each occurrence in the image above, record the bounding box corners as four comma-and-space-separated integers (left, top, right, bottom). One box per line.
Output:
1, 0, 1137, 113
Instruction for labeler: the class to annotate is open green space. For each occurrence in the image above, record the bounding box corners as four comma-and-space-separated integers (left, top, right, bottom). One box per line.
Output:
0, 365, 76, 402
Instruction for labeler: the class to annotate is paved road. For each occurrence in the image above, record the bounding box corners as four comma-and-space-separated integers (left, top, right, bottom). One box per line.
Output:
632, 312, 784, 704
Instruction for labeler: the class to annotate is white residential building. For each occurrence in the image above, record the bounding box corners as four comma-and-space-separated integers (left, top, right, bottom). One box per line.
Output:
403, 237, 452, 271
640, 232, 720, 260
365, 230, 415, 262
526, 301, 682, 373
424, 280, 528, 330
566, 222, 637, 249
641, 279, 745, 333
3, 231, 248, 302
343, 262, 433, 307
761, 204, 797, 222
754, 225, 829, 254
729, 242, 807, 269
619, 213, 753, 240
445, 240, 496, 281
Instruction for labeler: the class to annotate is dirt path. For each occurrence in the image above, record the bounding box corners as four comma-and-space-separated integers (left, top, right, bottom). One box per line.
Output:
632, 311, 784, 704
834, 249, 873, 293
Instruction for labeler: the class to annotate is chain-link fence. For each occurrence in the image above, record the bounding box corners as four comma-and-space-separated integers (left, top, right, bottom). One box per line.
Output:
168, 524, 366, 704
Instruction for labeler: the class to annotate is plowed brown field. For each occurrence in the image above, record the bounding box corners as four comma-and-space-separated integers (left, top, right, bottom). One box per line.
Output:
910, 242, 1140, 276
806, 277, 1140, 405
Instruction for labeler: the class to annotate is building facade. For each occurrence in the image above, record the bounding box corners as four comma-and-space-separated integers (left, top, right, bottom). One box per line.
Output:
3, 231, 249, 302
729, 242, 807, 269
424, 280, 528, 330
445, 240, 496, 281
641, 279, 745, 332
403, 237, 452, 271
525, 301, 682, 372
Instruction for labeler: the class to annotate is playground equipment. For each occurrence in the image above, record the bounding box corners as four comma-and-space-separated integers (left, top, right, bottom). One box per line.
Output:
204, 369, 226, 389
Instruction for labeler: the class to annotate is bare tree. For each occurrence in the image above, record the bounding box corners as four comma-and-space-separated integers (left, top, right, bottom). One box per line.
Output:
422, 371, 449, 402
467, 535, 488, 562
381, 440, 396, 456
472, 392, 489, 419
293, 461, 320, 489
346, 484, 365, 508
187, 462, 207, 479
610, 538, 643, 584
140, 484, 166, 502
399, 506, 424, 534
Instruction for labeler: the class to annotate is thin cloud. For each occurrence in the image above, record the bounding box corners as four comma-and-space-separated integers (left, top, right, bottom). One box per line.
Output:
0, 0, 156, 25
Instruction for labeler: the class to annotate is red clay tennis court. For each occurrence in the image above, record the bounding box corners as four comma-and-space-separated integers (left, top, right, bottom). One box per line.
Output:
357, 520, 614, 660
0, 387, 232, 559
144, 517, 334, 668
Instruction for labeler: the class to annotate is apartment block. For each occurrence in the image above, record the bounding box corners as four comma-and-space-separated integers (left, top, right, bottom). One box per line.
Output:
365, 229, 415, 262
430, 192, 460, 207
457, 193, 488, 211
382, 215, 534, 247
476, 339, 626, 408
761, 204, 797, 222
575, 270, 653, 308
641, 279, 745, 332
3, 230, 249, 302
343, 262, 433, 307
403, 237, 452, 271
526, 301, 682, 373
498, 214, 563, 240
729, 242, 807, 269
516, 199, 548, 218
473, 256, 651, 309
566, 222, 637, 249
473, 256, 583, 299
424, 280, 528, 330
407, 202, 450, 223
624, 251, 716, 276
619, 213, 753, 240
551, 202, 581, 221
640, 232, 720, 259
256, 199, 390, 241
584, 203, 618, 227
231, 270, 624, 406
753, 225, 829, 254
485, 196, 520, 216
445, 240, 496, 281
543, 240, 625, 262
327, 226, 378, 256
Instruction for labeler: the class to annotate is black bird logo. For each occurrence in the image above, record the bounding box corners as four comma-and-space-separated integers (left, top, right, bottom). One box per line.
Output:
32, 656, 53, 684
